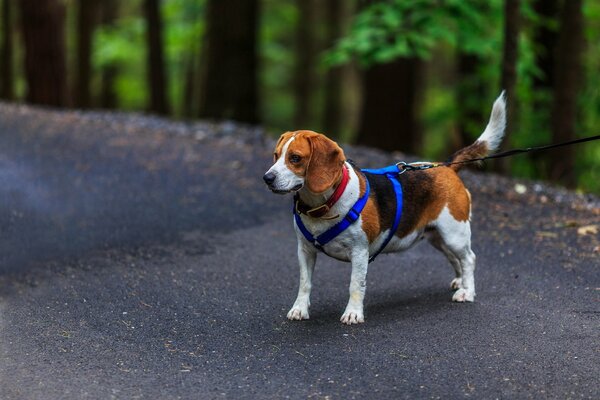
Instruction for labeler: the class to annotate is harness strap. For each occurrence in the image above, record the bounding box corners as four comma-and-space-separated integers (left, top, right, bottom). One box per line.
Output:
367, 172, 403, 263
294, 166, 404, 263
294, 178, 370, 249
361, 165, 404, 175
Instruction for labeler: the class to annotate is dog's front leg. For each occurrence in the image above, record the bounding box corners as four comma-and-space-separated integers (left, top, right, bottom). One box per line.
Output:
341, 248, 369, 325
287, 241, 317, 320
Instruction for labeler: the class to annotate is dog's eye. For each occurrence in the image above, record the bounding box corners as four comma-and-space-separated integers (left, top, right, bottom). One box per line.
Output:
273, 153, 278, 162
289, 154, 301, 163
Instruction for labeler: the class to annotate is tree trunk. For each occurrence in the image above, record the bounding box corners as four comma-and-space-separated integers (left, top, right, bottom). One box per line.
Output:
293, 0, 317, 128
531, 0, 559, 171
99, 0, 118, 109
497, 0, 520, 172
356, 58, 424, 154
322, 0, 346, 137
19, 0, 68, 107
532, 0, 559, 94
143, 0, 169, 115
75, 0, 98, 108
181, 53, 196, 118
456, 53, 485, 149
199, 0, 259, 124
548, 0, 584, 187
1, 0, 14, 100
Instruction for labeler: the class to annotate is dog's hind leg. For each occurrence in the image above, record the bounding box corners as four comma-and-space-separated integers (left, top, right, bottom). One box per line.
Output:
427, 230, 463, 290
431, 208, 476, 302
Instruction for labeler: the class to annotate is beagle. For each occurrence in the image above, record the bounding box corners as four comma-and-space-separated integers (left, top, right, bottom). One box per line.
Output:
263, 93, 506, 324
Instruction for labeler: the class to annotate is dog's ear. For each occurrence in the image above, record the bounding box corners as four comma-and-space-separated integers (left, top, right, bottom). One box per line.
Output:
305, 134, 345, 193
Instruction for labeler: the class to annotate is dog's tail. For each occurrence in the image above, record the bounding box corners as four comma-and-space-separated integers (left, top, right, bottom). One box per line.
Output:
447, 91, 507, 172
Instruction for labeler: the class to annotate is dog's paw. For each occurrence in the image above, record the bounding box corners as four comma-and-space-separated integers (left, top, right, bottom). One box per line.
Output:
450, 277, 462, 290
340, 309, 364, 325
452, 288, 475, 303
287, 307, 309, 321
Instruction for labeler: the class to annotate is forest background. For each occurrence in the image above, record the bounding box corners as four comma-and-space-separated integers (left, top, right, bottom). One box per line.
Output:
0, 0, 598, 193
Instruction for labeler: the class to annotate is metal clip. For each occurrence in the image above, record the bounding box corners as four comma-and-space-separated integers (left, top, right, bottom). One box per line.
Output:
395, 161, 409, 174
396, 161, 439, 173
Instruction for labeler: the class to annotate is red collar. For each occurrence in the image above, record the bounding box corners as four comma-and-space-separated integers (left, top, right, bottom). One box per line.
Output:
295, 165, 349, 219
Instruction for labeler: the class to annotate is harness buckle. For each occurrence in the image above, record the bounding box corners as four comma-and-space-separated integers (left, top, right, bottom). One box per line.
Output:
295, 202, 339, 220
306, 204, 329, 218
345, 208, 360, 223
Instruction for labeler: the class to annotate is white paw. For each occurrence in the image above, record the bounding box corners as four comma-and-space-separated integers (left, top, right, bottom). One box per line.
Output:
450, 277, 462, 290
287, 306, 309, 321
340, 309, 364, 325
452, 288, 475, 303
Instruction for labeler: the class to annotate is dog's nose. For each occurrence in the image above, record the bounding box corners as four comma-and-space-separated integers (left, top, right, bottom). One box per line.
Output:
263, 172, 276, 185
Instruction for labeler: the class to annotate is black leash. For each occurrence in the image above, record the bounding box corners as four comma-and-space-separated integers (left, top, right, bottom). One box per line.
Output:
398, 134, 600, 172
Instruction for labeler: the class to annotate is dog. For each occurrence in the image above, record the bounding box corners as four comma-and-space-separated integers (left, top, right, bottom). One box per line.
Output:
263, 93, 506, 324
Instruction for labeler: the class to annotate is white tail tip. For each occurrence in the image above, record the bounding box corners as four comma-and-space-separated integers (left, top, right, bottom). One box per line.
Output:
478, 91, 507, 153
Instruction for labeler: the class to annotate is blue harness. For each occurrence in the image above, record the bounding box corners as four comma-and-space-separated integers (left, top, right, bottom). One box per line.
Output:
294, 164, 404, 263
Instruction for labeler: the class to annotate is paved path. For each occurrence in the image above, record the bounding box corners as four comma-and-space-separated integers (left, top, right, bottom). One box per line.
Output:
0, 104, 598, 399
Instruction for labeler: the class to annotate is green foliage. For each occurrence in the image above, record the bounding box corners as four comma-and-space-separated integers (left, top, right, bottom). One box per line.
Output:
93, 12, 147, 109
579, 0, 600, 193
326, 0, 501, 67
163, 0, 204, 117
325, 0, 599, 193
260, 0, 298, 131
92, 0, 205, 114
32, 0, 600, 193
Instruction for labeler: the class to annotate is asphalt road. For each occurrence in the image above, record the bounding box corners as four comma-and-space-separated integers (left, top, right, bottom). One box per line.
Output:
0, 104, 598, 399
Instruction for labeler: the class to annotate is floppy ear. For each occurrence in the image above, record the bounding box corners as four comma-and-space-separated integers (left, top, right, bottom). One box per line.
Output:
305, 134, 345, 193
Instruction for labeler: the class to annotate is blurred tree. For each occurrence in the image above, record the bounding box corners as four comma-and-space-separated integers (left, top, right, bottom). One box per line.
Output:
1, 0, 14, 100
452, 1, 493, 149
548, 0, 584, 187
455, 53, 485, 148
322, 0, 350, 138
293, 0, 317, 128
529, 0, 559, 173
144, 0, 169, 114
532, 0, 558, 96
326, 0, 500, 154
161, 0, 204, 118
356, 58, 424, 153
75, 0, 99, 108
497, 0, 520, 172
99, 0, 118, 109
199, 0, 259, 124
182, 50, 198, 118
260, 0, 297, 130
19, 0, 68, 106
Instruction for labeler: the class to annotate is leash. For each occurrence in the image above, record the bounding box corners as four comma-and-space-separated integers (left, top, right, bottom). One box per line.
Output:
398, 134, 600, 172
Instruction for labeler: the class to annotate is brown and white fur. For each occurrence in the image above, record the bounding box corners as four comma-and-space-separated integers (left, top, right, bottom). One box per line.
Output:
263, 93, 506, 325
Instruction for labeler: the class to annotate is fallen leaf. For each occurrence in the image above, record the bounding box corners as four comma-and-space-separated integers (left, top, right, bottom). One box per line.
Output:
536, 231, 558, 239
514, 183, 527, 194
577, 225, 598, 236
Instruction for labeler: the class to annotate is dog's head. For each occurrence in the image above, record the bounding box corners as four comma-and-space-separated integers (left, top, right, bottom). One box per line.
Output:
263, 130, 345, 194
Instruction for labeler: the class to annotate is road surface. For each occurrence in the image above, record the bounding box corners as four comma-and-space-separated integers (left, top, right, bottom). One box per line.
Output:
0, 103, 598, 399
